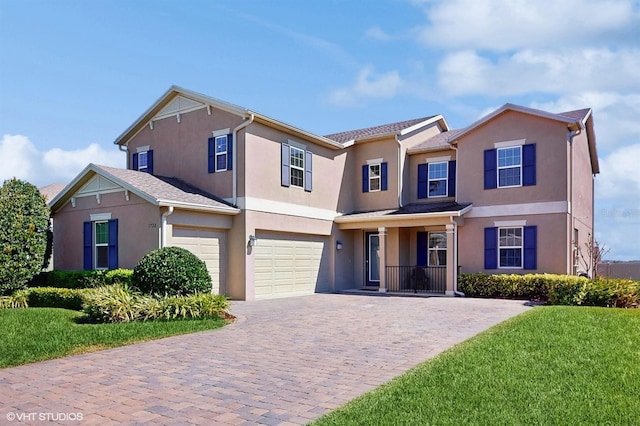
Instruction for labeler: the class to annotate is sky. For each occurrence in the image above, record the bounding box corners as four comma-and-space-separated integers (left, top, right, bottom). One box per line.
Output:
0, 0, 638, 260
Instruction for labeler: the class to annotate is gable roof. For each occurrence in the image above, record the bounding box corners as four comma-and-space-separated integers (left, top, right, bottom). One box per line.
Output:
407, 129, 463, 154
325, 115, 447, 145
49, 164, 239, 214
39, 183, 66, 202
114, 85, 343, 150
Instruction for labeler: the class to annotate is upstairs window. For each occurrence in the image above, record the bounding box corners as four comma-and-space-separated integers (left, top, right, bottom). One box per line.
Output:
497, 146, 521, 187
362, 162, 388, 193
290, 146, 305, 188
281, 142, 312, 192
132, 150, 153, 174
208, 133, 233, 173
428, 162, 448, 197
369, 164, 381, 192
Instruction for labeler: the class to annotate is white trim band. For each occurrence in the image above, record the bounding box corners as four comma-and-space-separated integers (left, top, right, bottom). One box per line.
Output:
494, 220, 527, 227
90, 213, 112, 221
232, 197, 337, 221
467, 201, 568, 218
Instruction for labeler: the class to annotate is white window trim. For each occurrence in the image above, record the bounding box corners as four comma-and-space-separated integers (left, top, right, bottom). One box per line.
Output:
497, 146, 522, 188
289, 146, 305, 188
494, 139, 526, 148
425, 155, 451, 163
368, 163, 382, 192
212, 128, 231, 137
366, 158, 384, 165
498, 226, 523, 269
94, 221, 109, 270
136, 145, 150, 153
90, 213, 112, 222
214, 135, 228, 172
427, 232, 447, 267
428, 161, 448, 198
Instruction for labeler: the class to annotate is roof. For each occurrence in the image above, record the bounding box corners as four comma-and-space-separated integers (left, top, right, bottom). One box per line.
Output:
408, 129, 463, 154
114, 85, 343, 150
49, 164, 239, 214
39, 183, 66, 202
325, 116, 445, 145
335, 202, 472, 223
557, 108, 592, 122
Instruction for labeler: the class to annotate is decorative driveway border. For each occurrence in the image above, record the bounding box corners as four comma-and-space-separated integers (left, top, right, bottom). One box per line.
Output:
0, 294, 531, 425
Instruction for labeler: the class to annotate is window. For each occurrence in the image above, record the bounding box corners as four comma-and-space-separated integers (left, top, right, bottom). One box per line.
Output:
281, 142, 312, 191
290, 146, 305, 188
428, 162, 448, 197
132, 150, 153, 174
497, 146, 522, 187
499, 227, 523, 268
428, 232, 447, 266
362, 162, 388, 192
369, 164, 381, 192
94, 221, 109, 269
208, 133, 233, 173
84, 219, 118, 270
215, 135, 228, 172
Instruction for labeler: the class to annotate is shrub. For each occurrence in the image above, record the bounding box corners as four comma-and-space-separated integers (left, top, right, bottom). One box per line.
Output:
459, 273, 640, 308
0, 289, 29, 309
82, 284, 230, 323
28, 269, 134, 289
26, 287, 90, 310
0, 178, 50, 295
104, 269, 133, 286
132, 247, 212, 296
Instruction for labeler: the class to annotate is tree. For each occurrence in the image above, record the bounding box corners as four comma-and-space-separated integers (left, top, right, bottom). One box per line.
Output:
0, 178, 51, 295
575, 233, 610, 278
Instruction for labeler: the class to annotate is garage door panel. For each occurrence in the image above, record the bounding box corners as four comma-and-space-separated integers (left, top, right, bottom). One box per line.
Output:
254, 232, 330, 300
171, 226, 225, 295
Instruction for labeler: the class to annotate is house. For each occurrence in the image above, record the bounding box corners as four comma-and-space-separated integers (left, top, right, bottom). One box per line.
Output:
49, 86, 599, 300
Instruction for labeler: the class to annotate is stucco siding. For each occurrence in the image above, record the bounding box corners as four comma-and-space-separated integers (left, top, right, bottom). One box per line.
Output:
458, 214, 569, 275
53, 192, 160, 270
456, 111, 568, 207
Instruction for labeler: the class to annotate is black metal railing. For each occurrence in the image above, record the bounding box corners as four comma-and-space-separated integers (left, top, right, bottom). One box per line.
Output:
385, 266, 446, 294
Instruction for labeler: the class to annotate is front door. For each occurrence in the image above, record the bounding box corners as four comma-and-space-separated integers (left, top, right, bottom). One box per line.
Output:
365, 232, 380, 286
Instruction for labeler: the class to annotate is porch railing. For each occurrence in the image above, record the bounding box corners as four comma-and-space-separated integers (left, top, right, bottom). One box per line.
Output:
385, 266, 446, 294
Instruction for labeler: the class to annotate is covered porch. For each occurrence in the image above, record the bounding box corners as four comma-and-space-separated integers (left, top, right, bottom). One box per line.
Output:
335, 202, 471, 296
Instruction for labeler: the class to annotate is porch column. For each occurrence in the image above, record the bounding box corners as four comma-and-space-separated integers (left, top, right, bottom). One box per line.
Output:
445, 223, 455, 296
378, 227, 387, 293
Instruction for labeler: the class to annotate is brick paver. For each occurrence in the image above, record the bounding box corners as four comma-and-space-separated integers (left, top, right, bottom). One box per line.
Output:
0, 294, 531, 425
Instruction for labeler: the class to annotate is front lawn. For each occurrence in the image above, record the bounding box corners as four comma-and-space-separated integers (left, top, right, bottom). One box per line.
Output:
0, 308, 226, 368
315, 306, 640, 425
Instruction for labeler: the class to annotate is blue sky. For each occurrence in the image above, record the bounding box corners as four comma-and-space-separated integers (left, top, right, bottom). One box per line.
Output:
1, 0, 639, 260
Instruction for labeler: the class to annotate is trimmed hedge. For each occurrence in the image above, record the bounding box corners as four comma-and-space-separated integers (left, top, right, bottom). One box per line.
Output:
458, 273, 640, 308
29, 269, 133, 289
25, 287, 91, 310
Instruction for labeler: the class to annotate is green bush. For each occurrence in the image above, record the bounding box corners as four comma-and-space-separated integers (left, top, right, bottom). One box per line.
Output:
28, 269, 134, 289
82, 284, 229, 323
132, 247, 212, 296
26, 287, 90, 310
459, 273, 639, 308
0, 178, 50, 295
0, 290, 29, 309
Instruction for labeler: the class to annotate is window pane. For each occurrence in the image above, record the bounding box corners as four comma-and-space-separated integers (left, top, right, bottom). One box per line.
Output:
498, 147, 521, 167
291, 168, 304, 187
290, 147, 304, 169
369, 177, 380, 191
499, 167, 521, 186
500, 248, 522, 267
96, 246, 109, 269
428, 233, 446, 249
216, 154, 227, 171
428, 162, 447, 179
215, 136, 227, 153
429, 180, 446, 196
95, 222, 109, 244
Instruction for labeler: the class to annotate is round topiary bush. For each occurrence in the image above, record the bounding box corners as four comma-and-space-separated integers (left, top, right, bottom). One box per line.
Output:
132, 247, 212, 296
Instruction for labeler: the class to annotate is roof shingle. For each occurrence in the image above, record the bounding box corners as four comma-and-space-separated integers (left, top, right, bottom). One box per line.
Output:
325, 116, 436, 144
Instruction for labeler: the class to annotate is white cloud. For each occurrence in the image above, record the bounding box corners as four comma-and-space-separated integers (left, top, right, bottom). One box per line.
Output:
0, 134, 124, 187
416, 0, 639, 51
364, 26, 391, 41
596, 144, 640, 200
328, 67, 404, 106
437, 48, 640, 97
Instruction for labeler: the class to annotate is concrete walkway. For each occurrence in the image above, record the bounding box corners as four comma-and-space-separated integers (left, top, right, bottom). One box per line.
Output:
0, 294, 531, 425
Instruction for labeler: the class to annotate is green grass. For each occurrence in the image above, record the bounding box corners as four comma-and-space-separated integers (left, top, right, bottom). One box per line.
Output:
315, 306, 640, 425
0, 307, 226, 368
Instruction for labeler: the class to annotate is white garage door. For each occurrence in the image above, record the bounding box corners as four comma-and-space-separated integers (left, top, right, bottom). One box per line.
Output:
254, 232, 330, 300
171, 227, 225, 294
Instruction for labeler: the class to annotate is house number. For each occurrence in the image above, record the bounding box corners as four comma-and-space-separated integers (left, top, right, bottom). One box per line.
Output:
149, 223, 157, 228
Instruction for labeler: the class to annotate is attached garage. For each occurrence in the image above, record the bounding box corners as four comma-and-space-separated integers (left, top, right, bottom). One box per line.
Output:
254, 232, 331, 300
170, 226, 226, 294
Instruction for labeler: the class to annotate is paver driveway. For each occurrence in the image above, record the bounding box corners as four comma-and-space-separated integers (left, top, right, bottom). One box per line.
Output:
1, 294, 531, 425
